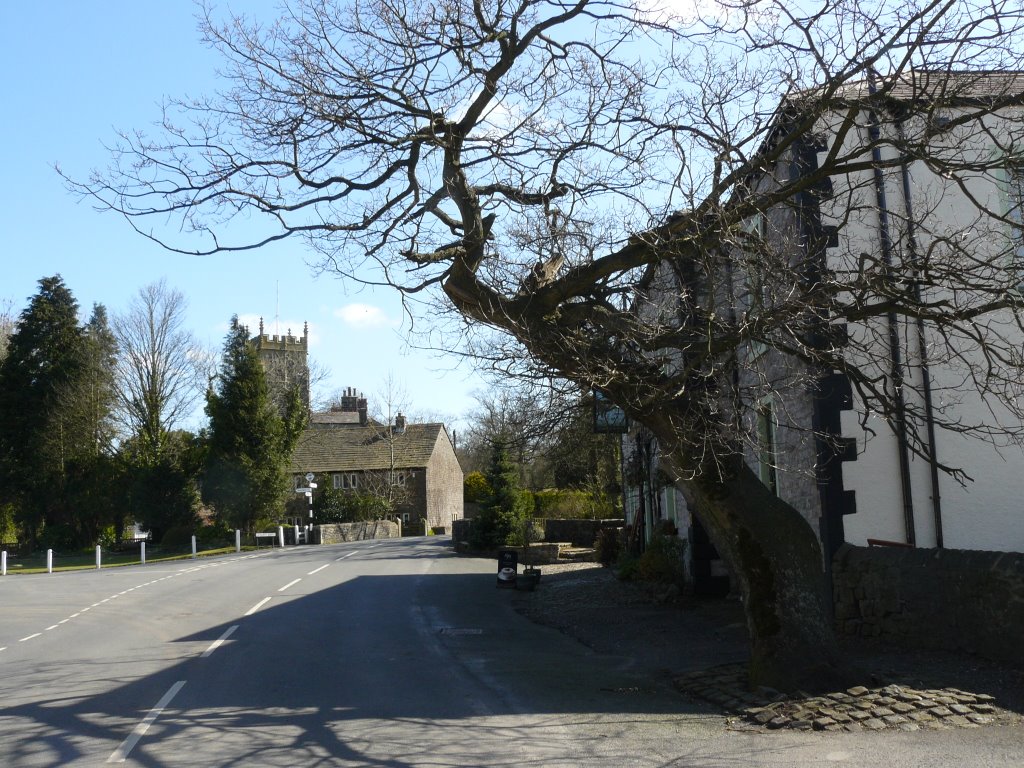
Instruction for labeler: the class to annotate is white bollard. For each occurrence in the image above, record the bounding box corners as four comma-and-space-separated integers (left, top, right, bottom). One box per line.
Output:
140, 541, 146, 565
294, 525, 300, 546
235, 529, 241, 553
47, 549, 53, 574
277, 526, 284, 548
191, 535, 197, 560
96, 545, 101, 570
1, 550, 6, 576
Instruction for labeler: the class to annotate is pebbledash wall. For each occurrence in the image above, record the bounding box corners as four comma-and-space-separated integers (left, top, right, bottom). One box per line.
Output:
832, 544, 1024, 664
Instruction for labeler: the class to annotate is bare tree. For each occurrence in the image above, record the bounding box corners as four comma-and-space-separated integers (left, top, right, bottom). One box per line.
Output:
75, 0, 1024, 690
0, 299, 14, 365
114, 280, 206, 460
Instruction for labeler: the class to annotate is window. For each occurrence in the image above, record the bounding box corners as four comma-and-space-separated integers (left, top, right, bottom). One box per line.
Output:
756, 402, 778, 496
394, 472, 406, 487
333, 473, 358, 489
294, 475, 304, 490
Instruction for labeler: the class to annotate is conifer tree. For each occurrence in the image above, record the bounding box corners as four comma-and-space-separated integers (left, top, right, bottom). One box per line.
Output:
203, 317, 305, 533
0, 276, 87, 547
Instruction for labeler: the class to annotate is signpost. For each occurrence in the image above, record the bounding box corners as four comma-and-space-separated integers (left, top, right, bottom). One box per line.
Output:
295, 474, 317, 543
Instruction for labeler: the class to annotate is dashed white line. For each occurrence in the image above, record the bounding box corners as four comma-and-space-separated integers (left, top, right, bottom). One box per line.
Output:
278, 578, 301, 592
19, 633, 40, 642
0, 647, 6, 653
244, 597, 272, 616
307, 564, 329, 576
335, 552, 356, 561
45, 625, 58, 631
106, 680, 186, 763
201, 625, 238, 658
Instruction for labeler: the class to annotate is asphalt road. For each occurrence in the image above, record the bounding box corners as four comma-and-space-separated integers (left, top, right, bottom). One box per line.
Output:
1, 537, 1021, 767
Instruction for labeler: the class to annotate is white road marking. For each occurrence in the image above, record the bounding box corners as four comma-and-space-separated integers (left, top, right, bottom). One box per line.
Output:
70, 613, 80, 618
201, 625, 238, 658
278, 578, 301, 592
59, 619, 69, 624
244, 597, 272, 616
45, 625, 58, 631
106, 680, 186, 763
335, 552, 355, 561
80, 607, 91, 613
307, 564, 329, 575
19, 633, 40, 642
0, 647, 6, 652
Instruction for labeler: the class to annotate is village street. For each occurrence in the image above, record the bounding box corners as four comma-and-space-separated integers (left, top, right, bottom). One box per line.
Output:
0, 537, 1020, 767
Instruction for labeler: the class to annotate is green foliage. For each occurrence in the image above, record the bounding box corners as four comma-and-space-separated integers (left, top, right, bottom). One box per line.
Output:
637, 534, 688, 586
37, 523, 80, 552
203, 317, 306, 533
195, 523, 232, 549
594, 527, 622, 567
315, 486, 392, 523
0, 276, 100, 549
532, 488, 616, 519
160, 525, 194, 550
124, 431, 203, 543
469, 440, 532, 549
463, 471, 491, 502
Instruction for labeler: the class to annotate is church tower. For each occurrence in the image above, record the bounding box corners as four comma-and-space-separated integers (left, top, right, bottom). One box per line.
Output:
249, 318, 310, 413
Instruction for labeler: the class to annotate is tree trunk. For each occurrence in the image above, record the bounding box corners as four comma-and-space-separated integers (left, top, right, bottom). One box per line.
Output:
662, 447, 852, 693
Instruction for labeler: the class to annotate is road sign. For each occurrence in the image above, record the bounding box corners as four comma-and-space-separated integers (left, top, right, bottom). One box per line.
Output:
305, 472, 315, 482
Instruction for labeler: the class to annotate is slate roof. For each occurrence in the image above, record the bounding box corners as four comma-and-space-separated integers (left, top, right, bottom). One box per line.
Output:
802, 70, 1024, 105
289, 423, 448, 473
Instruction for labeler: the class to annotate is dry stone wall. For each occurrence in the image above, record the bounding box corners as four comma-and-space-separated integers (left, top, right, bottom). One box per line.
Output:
313, 521, 399, 544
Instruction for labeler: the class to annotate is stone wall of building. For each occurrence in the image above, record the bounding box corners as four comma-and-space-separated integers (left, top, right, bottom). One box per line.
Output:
832, 544, 1024, 664
313, 520, 399, 544
424, 430, 464, 532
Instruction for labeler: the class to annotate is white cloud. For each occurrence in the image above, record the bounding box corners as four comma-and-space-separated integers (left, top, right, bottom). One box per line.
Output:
334, 303, 398, 329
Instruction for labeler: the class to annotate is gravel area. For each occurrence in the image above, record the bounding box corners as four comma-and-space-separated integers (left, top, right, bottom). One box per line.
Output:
509, 561, 1024, 733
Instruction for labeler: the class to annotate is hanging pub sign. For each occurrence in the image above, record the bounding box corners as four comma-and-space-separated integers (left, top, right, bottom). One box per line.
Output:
593, 389, 629, 434
496, 549, 518, 588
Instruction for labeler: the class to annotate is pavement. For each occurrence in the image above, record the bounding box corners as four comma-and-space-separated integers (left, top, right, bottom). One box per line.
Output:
509, 561, 1024, 735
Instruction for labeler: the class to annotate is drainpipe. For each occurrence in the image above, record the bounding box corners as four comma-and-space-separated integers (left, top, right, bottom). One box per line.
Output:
866, 74, 917, 545
895, 119, 945, 548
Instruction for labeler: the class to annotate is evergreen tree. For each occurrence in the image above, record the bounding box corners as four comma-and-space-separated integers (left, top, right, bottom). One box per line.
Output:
0, 276, 87, 548
469, 439, 532, 549
203, 317, 305, 533
58, 304, 122, 544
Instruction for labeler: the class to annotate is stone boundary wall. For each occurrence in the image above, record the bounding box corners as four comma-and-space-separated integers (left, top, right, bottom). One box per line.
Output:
451, 517, 621, 548
540, 518, 622, 547
313, 521, 399, 544
832, 543, 1024, 664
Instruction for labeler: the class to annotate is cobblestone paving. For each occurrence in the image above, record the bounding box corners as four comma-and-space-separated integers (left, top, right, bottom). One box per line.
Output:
674, 664, 1016, 732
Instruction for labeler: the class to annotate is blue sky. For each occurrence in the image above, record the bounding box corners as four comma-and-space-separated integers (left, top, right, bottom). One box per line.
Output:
1, 2, 484, 429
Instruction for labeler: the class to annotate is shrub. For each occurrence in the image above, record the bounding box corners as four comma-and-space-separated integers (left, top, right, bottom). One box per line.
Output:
160, 525, 194, 550
195, 523, 232, 549
637, 534, 687, 587
464, 471, 491, 502
532, 488, 615, 519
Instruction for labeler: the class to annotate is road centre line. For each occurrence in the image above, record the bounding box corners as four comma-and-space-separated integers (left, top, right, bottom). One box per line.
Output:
106, 680, 186, 764
335, 552, 355, 561
19, 633, 40, 642
307, 564, 329, 575
278, 578, 301, 592
45, 625, 58, 631
245, 597, 272, 616
201, 625, 238, 658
